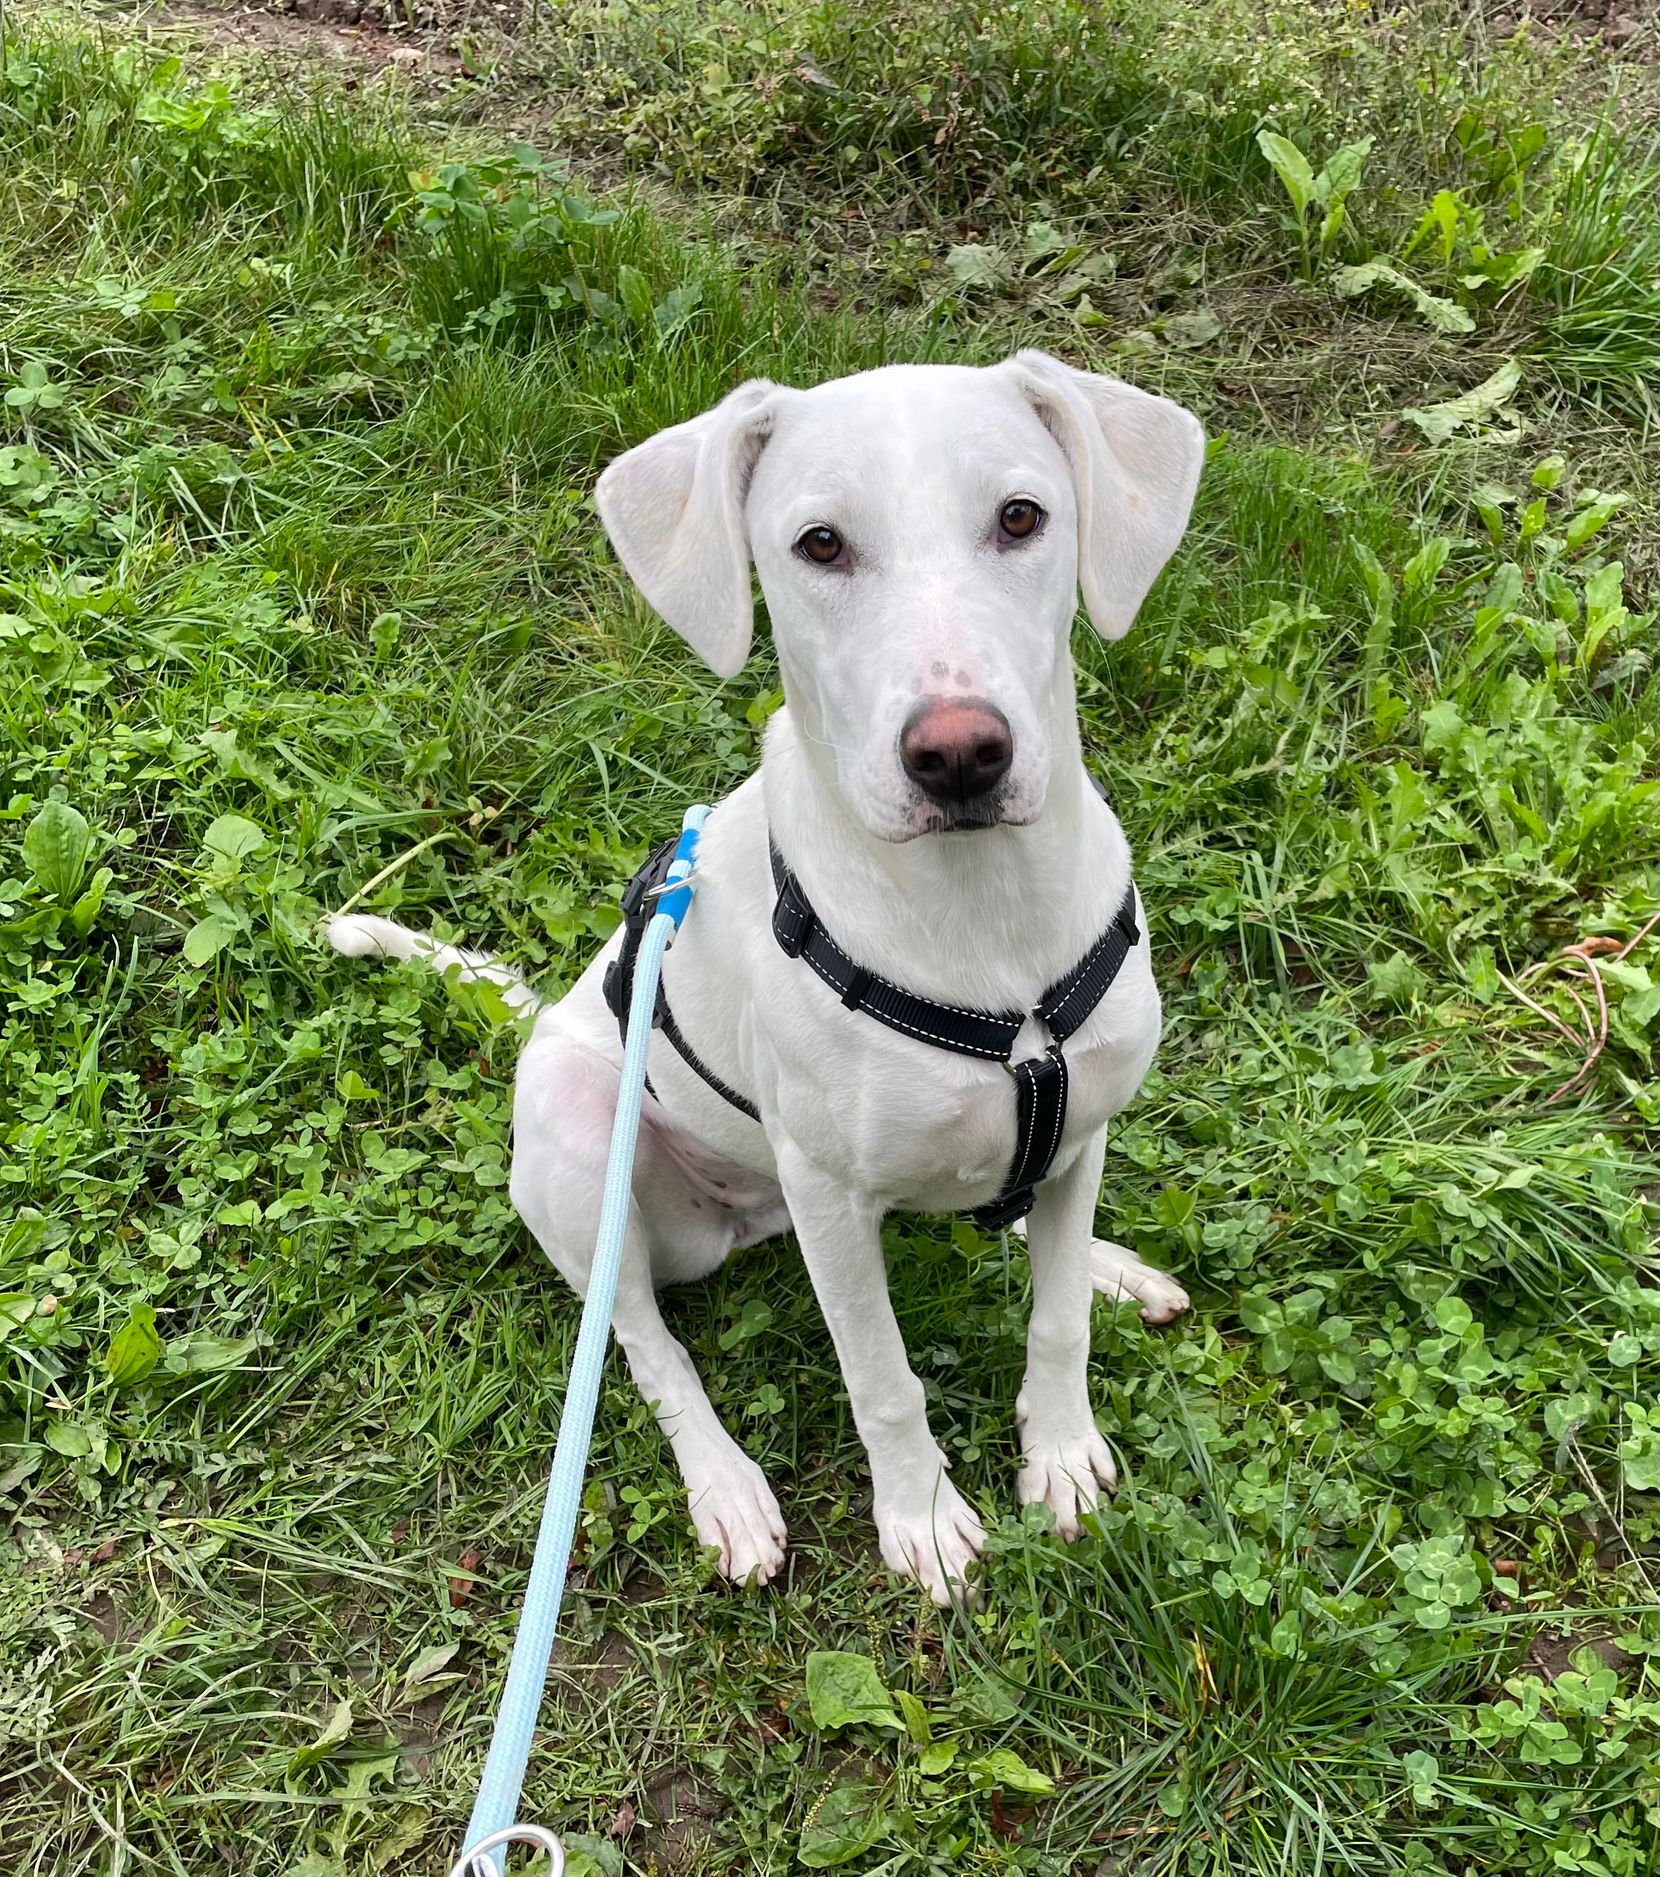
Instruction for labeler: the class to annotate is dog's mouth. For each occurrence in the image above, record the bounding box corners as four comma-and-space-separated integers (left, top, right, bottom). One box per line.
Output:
926, 804, 1005, 835
887, 794, 1030, 841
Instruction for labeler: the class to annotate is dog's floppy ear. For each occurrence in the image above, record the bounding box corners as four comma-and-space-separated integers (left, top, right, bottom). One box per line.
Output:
1003, 350, 1205, 640
594, 379, 780, 678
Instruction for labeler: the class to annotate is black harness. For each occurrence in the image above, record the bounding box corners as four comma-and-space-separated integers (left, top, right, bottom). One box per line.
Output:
604, 823, 1140, 1229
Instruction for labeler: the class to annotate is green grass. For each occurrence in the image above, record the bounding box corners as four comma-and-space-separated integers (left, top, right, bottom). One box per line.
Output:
2, 6, 1657, 1874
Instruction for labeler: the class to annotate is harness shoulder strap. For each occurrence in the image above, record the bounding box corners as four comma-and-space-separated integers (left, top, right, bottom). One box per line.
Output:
604, 840, 760, 1122
1036, 892, 1139, 1044
770, 846, 1026, 1061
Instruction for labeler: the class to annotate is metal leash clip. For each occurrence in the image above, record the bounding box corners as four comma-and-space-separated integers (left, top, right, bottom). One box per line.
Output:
447, 1822, 566, 1877
644, 870, 700, 898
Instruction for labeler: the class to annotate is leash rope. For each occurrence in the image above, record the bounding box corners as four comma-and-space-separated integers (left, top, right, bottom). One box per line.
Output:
452, 805, 710, 1877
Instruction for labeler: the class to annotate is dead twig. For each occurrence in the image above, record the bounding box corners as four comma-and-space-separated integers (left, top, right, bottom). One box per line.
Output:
1500, 911, 1659, 1101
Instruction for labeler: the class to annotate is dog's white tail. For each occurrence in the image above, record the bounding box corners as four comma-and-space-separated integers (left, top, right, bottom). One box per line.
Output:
324, 912, 543, 1017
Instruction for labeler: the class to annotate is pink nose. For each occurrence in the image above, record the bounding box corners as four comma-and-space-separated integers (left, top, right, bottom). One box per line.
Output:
899, 699, 1014, 804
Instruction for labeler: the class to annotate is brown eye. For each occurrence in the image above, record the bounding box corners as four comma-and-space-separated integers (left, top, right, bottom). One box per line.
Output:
796, 525, 845, 565
999, 499, 1044, 541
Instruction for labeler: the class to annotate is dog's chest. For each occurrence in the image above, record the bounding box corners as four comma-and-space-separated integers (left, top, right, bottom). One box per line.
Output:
773, 978, 1161, 1211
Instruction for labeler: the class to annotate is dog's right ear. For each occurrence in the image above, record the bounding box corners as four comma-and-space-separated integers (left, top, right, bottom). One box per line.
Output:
594, 380, 779, 679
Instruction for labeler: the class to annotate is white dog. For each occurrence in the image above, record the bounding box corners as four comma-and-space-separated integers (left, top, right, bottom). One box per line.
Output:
329, 352, 1202, 1603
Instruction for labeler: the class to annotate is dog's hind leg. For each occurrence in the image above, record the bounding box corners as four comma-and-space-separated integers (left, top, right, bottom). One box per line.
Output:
1085, 1240, 1189, 1324
1011, 1216, 1189, 1324
511, 1037, 787, 1586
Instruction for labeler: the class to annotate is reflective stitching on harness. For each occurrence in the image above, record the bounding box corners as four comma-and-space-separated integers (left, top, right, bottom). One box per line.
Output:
1045, 1048, 1067, 1173
771, 846, 1026, 1034
1043, 927, 1130, 1033
796, 946, 1011, 1057
808, 920, 1021, 1031
1013, 1059, 1039, 1180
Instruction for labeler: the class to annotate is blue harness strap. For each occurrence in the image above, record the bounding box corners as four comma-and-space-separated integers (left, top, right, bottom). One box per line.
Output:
454, 806, 708, 1877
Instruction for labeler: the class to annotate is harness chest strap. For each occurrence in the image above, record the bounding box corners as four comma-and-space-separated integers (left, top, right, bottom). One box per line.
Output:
605, 833, 1140, 1227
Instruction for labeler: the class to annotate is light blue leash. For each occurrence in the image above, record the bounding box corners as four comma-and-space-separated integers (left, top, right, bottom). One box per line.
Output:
450, 804, 710, 1877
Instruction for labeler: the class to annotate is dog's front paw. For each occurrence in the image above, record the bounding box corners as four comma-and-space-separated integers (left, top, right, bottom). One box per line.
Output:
875, 1474, 985, 1606
1017, 1425, 1117, 1539
687, 1451, 788, 1587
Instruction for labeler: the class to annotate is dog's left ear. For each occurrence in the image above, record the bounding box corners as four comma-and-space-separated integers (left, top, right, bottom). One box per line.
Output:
1003, 350, 1205, 640
595, 379, 780, 678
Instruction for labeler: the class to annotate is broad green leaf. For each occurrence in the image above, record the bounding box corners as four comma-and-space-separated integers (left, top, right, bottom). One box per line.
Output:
1403, 359, 1523, 443
1318, 198, 1349, 252
336, 1751, 399, 1801
1564, 495, 1626, 550
106, 1304, 161, 1389
894, 1688, 931, 1745
199, 727, 291, 797
45, 1420, 93, 1458
1163, 307, 1221, 348
182, 911, 240, 966
1256, 130, 1315, 219
0, 1294, 36, 1343
956, 1670, 1020, 1724
804, 1650, 903, 1732
945, 243, 1007, 291
1583, 560, 1626, 623
1367, 951, 1424, 1006
288, 1698, 354, 1772
70, 869, 111, 935
1463, 246, 1544, 290
1402, 535, 1452, 593
719, 1297, 774, 1350
1314, 136, 1374, 207
337, 1069, 378, 1101
0, 1445, 43, 1494
1333, 262, 1475, 334
1023, 218, 1070, 261
1352, 539, 1394, 621
1471, 481, 1514, 544
1618, 1407, 1659, 1492
653, 281, 704, 339
1153, 1184, 1197, 1228
563, 1838, 625, 1877
1, 1212, 52, 1265
967, 1748, 1056, 1795
799, 1779, 886, 1869
918, 1740, 958, 1775
400, 1641, 461, 1694
23, 799, 91, 901
1419, 189, 1461, 263
165, 1332, 260, 1373
615, 263, 655, 330
1315, 135, 1373, 249
202, 812, 267, 866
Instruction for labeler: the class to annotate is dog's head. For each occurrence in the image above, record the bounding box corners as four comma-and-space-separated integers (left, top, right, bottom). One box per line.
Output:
596, 353, 1204, 843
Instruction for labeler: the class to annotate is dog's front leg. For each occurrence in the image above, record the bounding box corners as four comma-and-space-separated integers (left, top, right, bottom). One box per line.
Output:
1015, 1123, 1120, 1538
775, 1143, 984, 1604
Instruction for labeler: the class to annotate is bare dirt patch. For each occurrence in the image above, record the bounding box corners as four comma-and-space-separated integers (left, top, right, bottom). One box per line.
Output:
149, 0, 476, 79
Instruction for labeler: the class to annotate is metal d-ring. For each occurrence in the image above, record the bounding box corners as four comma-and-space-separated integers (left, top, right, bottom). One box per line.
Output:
447, 1822, 566, 1877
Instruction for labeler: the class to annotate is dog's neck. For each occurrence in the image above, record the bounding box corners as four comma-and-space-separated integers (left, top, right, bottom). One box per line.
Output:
760, 680, 1133, 1012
